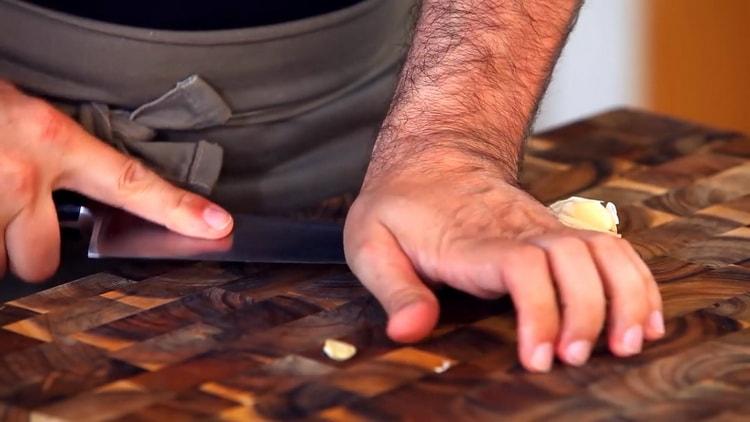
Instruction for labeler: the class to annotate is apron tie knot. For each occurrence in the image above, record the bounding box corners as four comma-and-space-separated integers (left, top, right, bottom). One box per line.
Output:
76, 75, 230, 195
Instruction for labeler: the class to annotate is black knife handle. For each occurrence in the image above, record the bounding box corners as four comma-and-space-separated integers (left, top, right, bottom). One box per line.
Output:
56, 203, 85, 226
53, 191, 96, 230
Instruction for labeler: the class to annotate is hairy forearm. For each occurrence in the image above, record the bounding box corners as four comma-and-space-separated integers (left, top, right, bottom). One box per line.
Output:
369, 0, 582, 181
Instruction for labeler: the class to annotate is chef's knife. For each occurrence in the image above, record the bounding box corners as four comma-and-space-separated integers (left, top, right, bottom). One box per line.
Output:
57, 203, 346, 264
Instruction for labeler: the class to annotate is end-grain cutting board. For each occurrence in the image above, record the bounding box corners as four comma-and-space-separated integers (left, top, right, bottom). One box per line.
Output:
2, 109, 750, 420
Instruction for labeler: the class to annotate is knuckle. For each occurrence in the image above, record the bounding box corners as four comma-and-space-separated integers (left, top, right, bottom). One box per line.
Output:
163, 189, 202, 225
343, 202, 366, 235
570, 298, 607, 328
170, 190, 193, 211
1, 159, 39, 203
385, 287, 431, 311
508, 244, 545, 263
524, 310, 561, 343
116, 158, 155, 198
563, 283, 606, 315
613, 271, 647, 299
344, 198, 377, 228
550, 236, 588, 253
614, 282, 650, 314
347, 239, 382, 267
587, 233, 621, 250
21, 100, 69, 146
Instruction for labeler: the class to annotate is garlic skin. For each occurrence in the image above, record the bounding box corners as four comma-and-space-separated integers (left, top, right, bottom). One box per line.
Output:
434, 360, 454, 374
323, 339, 357, 361
548, 196, 620, 236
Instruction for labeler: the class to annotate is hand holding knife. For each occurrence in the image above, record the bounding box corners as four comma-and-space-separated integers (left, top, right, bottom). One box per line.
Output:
55, 199, 346, 264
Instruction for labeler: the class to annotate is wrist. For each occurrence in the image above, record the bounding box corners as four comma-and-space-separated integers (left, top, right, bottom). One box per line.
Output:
368, 99, 529, 184
364, 132, 521, 190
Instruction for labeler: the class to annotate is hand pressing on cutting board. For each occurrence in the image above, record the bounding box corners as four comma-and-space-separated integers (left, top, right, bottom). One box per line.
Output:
0, 80, 233, 281
344, 0, 664, 372
345, 152, 664, 372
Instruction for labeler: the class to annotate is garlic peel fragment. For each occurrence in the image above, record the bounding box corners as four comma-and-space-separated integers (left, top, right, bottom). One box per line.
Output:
434, 360, 454, 374
323, 339, 357, 361
606, 202, 620, 225
549, 196, 620, 236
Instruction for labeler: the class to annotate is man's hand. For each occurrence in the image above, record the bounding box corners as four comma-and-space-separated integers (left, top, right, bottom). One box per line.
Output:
345, 154, 664, 372
346, 0, 665, 371
0, 80, 233, 281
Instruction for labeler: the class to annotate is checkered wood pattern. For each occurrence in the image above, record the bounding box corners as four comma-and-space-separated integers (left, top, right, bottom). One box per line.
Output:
2, 109, 750, 420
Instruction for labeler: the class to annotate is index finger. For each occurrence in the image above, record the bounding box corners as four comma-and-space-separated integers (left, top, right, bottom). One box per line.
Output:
53, 113, 232, 239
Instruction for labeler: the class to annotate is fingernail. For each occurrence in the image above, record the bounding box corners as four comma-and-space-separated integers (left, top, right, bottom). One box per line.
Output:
649, 310, 665, 335
564, 340, 592, 366
622, 325, 643, 355
529, 343, 553, 372
203, 205, 232, 231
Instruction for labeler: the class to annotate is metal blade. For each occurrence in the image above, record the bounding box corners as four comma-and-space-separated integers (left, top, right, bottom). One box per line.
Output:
87, 208, 346, 264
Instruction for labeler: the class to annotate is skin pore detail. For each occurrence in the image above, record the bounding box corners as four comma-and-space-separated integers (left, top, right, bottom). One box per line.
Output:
368, 0, 583, 183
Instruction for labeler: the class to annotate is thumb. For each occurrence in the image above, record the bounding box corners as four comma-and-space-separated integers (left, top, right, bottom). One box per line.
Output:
345, 223, 439, 343
54, 115, 232, 239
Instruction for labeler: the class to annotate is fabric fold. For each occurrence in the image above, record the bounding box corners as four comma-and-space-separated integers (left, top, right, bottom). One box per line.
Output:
131, 75, 232, 130
72, 75, 227, 195
0, 0, 415, 211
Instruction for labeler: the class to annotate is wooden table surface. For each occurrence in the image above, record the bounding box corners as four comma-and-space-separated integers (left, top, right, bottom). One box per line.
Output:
2, 109, 750, 421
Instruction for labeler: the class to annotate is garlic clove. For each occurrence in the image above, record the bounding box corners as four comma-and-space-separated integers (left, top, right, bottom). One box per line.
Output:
549, 196, 620, 236
323, 339, 357, 361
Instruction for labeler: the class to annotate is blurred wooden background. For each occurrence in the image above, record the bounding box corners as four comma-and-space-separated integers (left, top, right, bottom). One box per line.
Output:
648, 0, 750, 134
537, 0, 749, 136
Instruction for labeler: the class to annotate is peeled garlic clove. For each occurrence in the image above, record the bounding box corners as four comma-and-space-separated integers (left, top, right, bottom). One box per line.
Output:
323, 339, 357, 361
549, 196, 620, 236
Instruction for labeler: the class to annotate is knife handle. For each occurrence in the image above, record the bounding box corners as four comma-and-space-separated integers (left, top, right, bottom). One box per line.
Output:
53, 191, 95, 230
56, 203, 86, 227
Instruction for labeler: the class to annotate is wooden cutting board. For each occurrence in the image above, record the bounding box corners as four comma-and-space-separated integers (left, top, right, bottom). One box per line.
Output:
2, 109, 750, 420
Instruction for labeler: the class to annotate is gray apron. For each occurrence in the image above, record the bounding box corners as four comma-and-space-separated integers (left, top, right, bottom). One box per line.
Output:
0, 0, 416, 212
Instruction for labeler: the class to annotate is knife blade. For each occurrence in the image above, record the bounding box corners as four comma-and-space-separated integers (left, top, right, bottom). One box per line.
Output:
58, 204, 346, 264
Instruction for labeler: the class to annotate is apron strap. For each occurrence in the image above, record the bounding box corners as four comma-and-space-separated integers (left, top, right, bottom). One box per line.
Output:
74, 75, 228, 195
